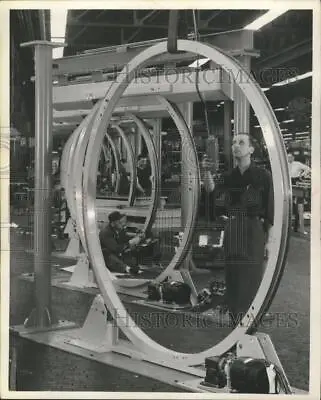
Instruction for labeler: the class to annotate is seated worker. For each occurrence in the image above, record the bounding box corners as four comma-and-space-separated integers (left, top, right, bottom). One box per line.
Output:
99, 211, 145, 274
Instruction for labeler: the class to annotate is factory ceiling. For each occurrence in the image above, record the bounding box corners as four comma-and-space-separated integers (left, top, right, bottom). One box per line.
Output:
10, 9, 313, 140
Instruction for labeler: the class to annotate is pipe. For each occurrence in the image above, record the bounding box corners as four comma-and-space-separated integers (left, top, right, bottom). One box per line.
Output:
21, 41, 57, 328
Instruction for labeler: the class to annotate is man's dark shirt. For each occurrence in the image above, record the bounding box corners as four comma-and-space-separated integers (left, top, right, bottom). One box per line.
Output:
212, 162, 274, 231
137, 164, 152, 195
99, 224, 130, 257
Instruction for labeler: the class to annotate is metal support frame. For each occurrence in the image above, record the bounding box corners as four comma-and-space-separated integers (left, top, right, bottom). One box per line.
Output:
13, 35, 297, 393
79, 39, 291, 365
21, 41, 58, 328
233, 55, 251, 135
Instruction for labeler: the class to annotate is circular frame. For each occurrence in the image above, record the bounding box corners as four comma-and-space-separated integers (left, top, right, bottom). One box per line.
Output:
81, 40, 291, 363
109, 124, 136, 206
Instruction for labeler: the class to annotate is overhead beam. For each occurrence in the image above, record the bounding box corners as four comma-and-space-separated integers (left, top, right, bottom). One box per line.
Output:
200, 11, 223, 27
70, 25, 89, 43
53, 30, 255, 76
53, 70, 229, 109
73, 10, 91, 21
125, 28, 142, 44
137, 10, 159, 25
66, 19, 238, 31
254, 38, 312, 70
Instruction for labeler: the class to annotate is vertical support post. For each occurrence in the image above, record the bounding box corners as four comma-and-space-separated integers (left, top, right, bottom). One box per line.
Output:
21, 41, 63, 328
224, 100, 233, 171
152, 118, 162, 205
233, 55, 251, 134
179, 102, 193, 226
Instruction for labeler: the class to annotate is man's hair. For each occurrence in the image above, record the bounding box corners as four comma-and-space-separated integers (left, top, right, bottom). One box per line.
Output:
108, 211, 125, 223
235, 132, 256, 148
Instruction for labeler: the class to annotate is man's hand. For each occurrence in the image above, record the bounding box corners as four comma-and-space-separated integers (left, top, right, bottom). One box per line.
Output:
125, 265, 140, 274
202, 155, 215, 192
264, 242, 270, 260
201, 155, 212, 171
129, 234, 143, 248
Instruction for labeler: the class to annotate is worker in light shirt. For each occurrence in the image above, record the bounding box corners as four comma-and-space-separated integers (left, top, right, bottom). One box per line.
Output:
287, 152, 311, 234
287, 152, 311, 180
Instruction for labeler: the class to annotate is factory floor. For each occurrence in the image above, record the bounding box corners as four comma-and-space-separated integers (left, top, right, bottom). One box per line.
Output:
7, 214, 311, 393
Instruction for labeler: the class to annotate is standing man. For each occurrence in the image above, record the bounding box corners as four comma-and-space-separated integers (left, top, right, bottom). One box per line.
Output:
136, 155, 152, 197
202, 133, 274, 326
287, 152, 311, 180
99, 211, 144, 274
287, 152, 311, 233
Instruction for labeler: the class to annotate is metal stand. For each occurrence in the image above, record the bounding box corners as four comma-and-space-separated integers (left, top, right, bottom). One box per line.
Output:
19, 41, 75, 332
67, 253, 97, 288
63, 295, 118, 352
59, 220, 80, 258
236, 332, 293, 393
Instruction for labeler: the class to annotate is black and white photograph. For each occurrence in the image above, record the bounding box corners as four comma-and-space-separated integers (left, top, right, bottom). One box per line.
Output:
1, 1, 320, 397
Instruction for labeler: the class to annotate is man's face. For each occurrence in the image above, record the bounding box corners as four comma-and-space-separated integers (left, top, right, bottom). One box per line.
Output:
137, 158, 146, 168
287, 154, 294, 164
232, 134, 254, 159
113, 216, 127, 231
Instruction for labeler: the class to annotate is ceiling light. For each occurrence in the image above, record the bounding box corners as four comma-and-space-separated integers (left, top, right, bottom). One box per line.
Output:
243, 9, 289, 31
281, 119, 295, 124
262, 87, 270, 92
272, 71, 312, 87
274, 107, 286, 111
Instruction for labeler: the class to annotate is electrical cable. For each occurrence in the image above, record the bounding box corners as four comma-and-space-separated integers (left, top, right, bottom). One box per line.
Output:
191, 10, 213, 224
192, 10, 211, 138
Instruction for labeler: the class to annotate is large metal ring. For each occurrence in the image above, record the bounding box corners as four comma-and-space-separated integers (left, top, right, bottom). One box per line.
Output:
81, 39, 291, 364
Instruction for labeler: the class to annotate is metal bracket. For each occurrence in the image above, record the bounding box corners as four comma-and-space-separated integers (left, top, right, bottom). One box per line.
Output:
67, 253, 97, 288
60, 219, 80, 258
236, 332, 292, 393
63, 295, 119, 353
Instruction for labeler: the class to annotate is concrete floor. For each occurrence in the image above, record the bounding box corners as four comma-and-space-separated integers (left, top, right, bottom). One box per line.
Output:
8, 222, 310, 392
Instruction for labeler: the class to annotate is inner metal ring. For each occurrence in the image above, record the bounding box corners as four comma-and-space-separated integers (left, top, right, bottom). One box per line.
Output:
109, 124, 136, 206
82, 39, 291, 363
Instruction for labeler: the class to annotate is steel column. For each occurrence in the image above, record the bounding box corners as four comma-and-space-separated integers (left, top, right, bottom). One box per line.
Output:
233, 55, 251, 134
21, 41, 60, 328
179, 102, 194, 226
